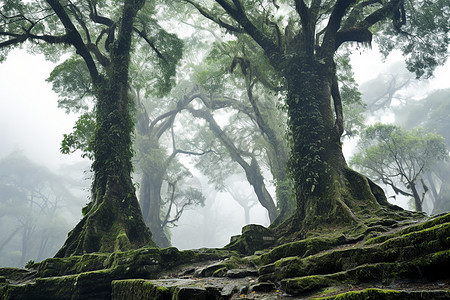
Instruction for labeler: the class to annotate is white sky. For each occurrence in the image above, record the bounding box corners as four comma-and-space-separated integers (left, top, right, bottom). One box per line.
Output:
0, 49, 83, 171
350, 46, 450, 90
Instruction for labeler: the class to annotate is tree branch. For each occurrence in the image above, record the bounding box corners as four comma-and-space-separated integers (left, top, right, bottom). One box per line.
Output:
321, 0, 357, 53
87, 1, 114, 27
335, 27, 372, 50
133, 27, 167, 62
358, 0, 401, 30
331, 73, 344, 136
46, 0, 99, 82
214, 0, 282, 66
182, 0, 242, 33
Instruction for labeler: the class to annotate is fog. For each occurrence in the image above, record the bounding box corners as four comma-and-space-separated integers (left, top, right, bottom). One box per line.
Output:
1, 45, 449, 267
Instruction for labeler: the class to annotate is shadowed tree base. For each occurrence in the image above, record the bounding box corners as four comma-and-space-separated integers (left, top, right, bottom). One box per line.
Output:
272, 167, 424, 244
55, 179, 155, 258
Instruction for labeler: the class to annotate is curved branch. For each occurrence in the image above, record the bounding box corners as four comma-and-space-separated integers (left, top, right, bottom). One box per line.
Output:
358, 0, 401, 30
331, 73, 344, 136
183, 0, 242, 33
321, 0, 357, 54
86, 43, 110, 67
214, 0, 282, 66
87, 1, 114, 27
133, 27, 166, 61
335, 27, 372, 50
46, 0, 99, 82
0, 30, 69, 48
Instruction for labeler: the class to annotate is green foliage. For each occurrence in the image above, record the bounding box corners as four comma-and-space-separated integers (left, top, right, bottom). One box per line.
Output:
132, 6, 184, 97
336, 50, 366, 137
47, 56, 93, 114
25, 260, 35, 269
61, 112, 96, 159
375, 0, 450, 78
351, 124, 449, 203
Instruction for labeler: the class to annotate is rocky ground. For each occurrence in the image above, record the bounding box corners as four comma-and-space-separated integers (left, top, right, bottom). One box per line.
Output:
1, 213, 450, 299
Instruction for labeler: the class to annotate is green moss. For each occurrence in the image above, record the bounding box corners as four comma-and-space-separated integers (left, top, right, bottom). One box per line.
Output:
111, 279, 171, 300
212, 267, 228, 277
225, 224, 275, 255
282, 275, 334, 295
365, 213, 450, 246
259, 235, 347, 265
114, 231, 132, 251
317, 288, 450, 299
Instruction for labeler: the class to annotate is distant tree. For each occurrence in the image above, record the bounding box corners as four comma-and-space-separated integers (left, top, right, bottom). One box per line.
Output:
0, 0, 183, 256
394, 89, 450, 214
134, 93, 206, 247
223, 175, 259, 224
0, 153, 74, 267
182, 0, 449, 233
188, 99, 279, 222
351, 124, 448, 212
359, 62, 414, 114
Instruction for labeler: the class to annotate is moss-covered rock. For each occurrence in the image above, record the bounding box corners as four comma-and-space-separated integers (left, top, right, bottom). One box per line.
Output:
364, 213, 450, 246
2, 214, 449, 299
112, 278, 224, 300
282, 275, 335, 295
258, 215, 450, 283
225, 224, 275, 255
0, 246, 236, 299
111, 279, 171, 300
317, 288, 450, 299
258, 234, 348, 265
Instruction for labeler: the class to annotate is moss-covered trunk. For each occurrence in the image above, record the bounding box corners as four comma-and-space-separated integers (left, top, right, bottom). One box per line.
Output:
55, 0, 154, 257
281, 54, 409, 235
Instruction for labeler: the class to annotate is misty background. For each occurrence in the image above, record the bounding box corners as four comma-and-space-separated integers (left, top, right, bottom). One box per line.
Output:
1, 45, 449, 267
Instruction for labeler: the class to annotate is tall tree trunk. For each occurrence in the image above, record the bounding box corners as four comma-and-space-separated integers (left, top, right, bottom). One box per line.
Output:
55, 0, 154, 257
135, 98, 172, 248
281, 55, 401, 233
409, 181, 423, 212
139, 173, 171, 248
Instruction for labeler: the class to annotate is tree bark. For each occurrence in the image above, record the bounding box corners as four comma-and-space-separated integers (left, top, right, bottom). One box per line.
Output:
409, 181, 423, 212
55, 0, 154, 257
281, 53, 398, 232
139, 173, 171, 248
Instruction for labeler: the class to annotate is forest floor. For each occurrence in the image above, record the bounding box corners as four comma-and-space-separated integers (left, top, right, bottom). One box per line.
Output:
1, 212, 450, 299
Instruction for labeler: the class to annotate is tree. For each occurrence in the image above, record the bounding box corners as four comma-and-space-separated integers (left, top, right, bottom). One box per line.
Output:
223, 175, 259, 224
393, 89, 450, 214
191, 39, 293, 224
359, 62, 414, 113
0, 153, 75, 267
189, 104, 279, 222
0, 0, 182, 256
351, 124, 449, 212
181, 0, 450, 233
134, 92, 206, 247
